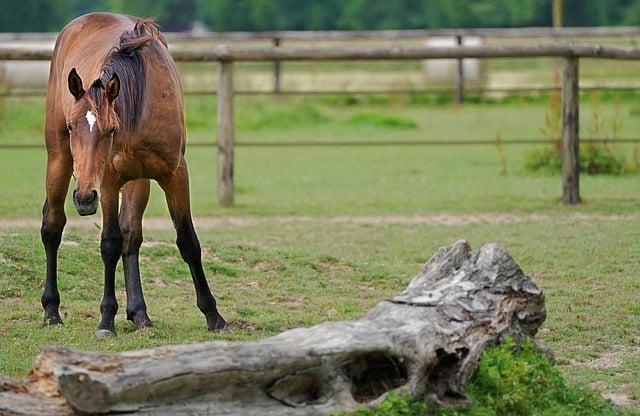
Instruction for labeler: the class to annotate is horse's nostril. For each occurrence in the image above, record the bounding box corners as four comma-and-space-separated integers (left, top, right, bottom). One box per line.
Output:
74, 189, 98, 206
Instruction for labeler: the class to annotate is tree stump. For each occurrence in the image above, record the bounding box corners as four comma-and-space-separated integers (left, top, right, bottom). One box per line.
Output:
0, 240, 546, 415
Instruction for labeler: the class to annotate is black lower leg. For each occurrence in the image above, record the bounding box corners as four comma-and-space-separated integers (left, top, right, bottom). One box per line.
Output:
176, 218, 226, 331
123, 251, 152, 328
98, 230, 122, 333
41, 201, 65, 326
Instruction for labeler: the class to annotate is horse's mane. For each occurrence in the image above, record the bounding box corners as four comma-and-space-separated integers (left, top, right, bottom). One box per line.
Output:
87, 19, 166, 133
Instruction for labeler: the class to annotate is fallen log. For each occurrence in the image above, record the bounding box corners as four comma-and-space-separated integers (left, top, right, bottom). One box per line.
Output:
0, 240, 546, 415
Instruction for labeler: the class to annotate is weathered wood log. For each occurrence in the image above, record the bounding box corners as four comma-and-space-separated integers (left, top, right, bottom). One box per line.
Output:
0, 241, 546, 415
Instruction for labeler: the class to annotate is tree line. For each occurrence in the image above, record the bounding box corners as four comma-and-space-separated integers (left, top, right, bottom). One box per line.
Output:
2, 0, 640, 32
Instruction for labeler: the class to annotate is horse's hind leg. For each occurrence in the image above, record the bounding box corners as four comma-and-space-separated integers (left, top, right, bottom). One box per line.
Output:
160, 160, 227, 331
41, 151, 72, 326
119, 179, 152, 330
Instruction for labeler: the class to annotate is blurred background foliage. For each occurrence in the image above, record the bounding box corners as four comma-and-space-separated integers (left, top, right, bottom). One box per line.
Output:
2, 0, 640, 32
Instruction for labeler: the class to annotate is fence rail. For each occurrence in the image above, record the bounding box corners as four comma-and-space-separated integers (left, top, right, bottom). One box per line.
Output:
2, 86, 640, 98
1, 138, 639, 150
4, 43, 640, 61
3, 41, 640, 205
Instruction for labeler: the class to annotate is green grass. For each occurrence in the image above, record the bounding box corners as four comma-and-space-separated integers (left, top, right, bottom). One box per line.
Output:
1, 92, 640, 412
1, 93, 640, 218
1, 218, 639, 410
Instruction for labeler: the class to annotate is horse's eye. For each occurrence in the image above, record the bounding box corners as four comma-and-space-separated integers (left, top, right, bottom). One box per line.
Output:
66, 123, 73, 133
108, 126, 117, 136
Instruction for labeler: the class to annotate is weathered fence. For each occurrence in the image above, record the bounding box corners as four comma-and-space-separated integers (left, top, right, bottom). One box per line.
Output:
4, 26, 640, 95
3, 42, 640, 206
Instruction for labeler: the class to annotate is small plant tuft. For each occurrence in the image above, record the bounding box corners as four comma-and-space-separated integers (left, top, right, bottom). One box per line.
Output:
526, 92, 637, 175
525, 144, 635, 175
239, 103, 331, 130
347, 112, 418, 129
495, 133, 508, 175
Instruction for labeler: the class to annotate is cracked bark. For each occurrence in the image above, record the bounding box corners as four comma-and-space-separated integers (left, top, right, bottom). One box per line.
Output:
0, 240, 546, 415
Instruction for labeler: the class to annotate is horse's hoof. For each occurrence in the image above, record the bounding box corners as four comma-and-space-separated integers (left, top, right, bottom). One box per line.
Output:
134, 319, 154, 332
95, 329, 116, 339
207, 314, 228, 332
42, 315, 64, 327
128, 312, 154, 331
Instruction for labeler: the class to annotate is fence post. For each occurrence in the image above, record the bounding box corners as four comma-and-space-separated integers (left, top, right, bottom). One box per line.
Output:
273, 37, 281, 93
455, 35, 464, 104
561, 56, 580, 205
217, 60, 235, 206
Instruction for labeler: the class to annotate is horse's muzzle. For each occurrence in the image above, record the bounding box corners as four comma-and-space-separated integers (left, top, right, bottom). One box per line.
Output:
73, 189, 98, 216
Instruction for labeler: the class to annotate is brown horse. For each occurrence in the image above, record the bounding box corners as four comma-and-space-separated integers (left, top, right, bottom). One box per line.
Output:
41, 12, 226, 337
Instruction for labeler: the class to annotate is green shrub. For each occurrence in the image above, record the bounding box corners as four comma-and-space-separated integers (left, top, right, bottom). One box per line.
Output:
527, 90, 638, 175
524, 146, 563, 173
348, 393, 429, 416
347, 112, 418, 129
316, 94, 392, 107
450, 338, 620, 416
239, 103, 331, 130
525, 144, 636, 175
342, 338, 623, 416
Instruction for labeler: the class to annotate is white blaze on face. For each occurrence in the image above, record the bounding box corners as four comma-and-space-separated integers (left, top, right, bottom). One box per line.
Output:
85, 111, 97, 133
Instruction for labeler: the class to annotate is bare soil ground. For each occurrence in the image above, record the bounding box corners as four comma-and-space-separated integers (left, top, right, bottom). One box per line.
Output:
1, 212, 638, 230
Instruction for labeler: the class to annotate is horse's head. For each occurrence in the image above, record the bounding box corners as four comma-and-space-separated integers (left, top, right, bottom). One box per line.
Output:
66, 68, 120, 216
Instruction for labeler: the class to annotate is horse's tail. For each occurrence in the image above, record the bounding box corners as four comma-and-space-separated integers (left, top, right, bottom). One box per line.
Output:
118, 19, 167, 55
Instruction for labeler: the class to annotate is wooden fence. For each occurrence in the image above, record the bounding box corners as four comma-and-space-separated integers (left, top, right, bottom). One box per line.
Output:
3, 42, 640, 206
3, 26, 640, 96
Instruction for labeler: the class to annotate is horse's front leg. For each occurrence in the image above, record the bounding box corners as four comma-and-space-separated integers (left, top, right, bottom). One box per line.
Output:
160, 160, 226, 332
41, 151, 73, 326
119, 179, 152, 330
96, 183, 123, 338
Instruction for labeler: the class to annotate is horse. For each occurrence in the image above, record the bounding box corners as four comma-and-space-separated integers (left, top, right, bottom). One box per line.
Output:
41, 12, 226, 337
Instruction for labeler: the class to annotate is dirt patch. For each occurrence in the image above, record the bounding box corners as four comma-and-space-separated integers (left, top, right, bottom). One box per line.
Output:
141, 241, 175, 248
228, 318, 258, 332
247, 281, 262, 289
572, 346, 640, 410
250, 259, 286, 273
585, 348, 626, 370
1, 213, 637, 230
268, 295, 305, 308
603, 392, 633, 408
583, 345, 640, 370
151, 277, 168, 287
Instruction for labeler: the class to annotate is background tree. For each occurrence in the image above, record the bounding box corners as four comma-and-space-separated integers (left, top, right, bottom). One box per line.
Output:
0, 0, 638, 32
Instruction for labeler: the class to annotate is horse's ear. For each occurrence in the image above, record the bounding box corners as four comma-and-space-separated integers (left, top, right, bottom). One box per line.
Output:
68, 68, 84, 100
105, 73, 120, 103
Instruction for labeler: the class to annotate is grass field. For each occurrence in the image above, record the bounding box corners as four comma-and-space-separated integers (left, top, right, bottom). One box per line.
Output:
1, 92, 640, 218
0, 91, 639, 412
1, 218, 639, 411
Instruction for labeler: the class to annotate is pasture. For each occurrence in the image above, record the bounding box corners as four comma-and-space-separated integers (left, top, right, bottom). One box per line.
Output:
1, 90, 639, 411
